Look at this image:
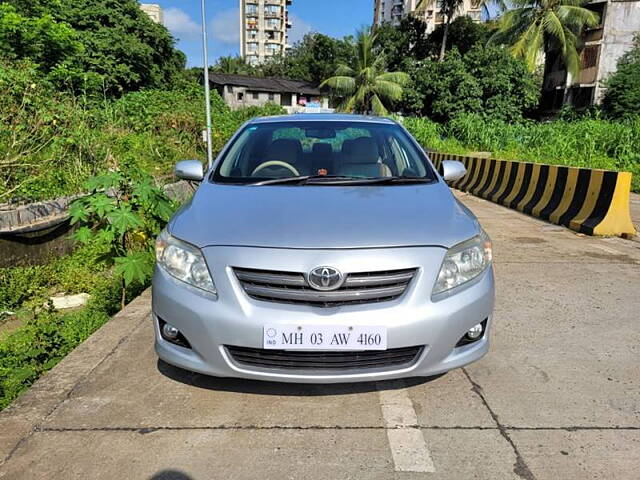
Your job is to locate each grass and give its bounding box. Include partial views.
[0,239,131,410]
[403,114,640,192]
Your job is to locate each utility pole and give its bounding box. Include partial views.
[201,0,214,169]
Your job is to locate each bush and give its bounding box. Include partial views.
[402,45,539,122]
[602,34,640,120]
[0,64,285,203]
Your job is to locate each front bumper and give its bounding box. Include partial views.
[152,246,495,383]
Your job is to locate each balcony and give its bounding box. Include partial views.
[265,23,282,31]
[576,45,600,85]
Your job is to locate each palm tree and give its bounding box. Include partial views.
[489,0,599,78]
[417,0,466,61]
[320,29,409,115]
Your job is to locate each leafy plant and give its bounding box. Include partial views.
[489,0,599,78]
[70,170,176,308]
[321,28,410,115]
[402,45,539,122]
[602,34,640,120]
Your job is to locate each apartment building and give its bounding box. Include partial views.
[140,3,164,25]
[240,0,292,65]
[541,0,640,110]
[373,0,484,33]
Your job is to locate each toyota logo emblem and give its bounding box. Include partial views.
[307,266,344,291]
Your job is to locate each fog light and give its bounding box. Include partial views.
[158,317,192,349]
[466,323,483,340]
[162,323,180,340]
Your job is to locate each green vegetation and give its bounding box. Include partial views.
[70,170,176,309]
[0,60,284,203]
[321,29,410,115]
[0,0,186,95]
[418,0,467,61]
[0,235,134,410]
[402,44,540,122]
[603,34,640,120]
[403,114,640,192]
[489,0,599,77]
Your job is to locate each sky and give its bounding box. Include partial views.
[154,0,374,67]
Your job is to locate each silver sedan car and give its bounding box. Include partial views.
[152,114,494,383]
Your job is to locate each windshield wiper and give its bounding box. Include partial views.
[250,175,360,186]
[250,175,433,186]
[305,176,434,185]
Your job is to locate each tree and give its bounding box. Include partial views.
[1,0,186,95]
[417,0,465,61]
[320,29,409,115]
[212,56,256,76]
[489,0,599,78]
[426,15,491,58]
[258,33,353,84]
[0,4,83,73]
[602,34,640,119]
[373,17,430,70]
[401,45,539,122]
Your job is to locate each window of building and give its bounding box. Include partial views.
[268,93,275,101]
[280,92,292,107]
[265,19,280,30]
[237,92,244,101]
[227,85,233,93]
[252,92,259,100]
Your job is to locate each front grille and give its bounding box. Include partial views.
[233,267,417,307]
[226,345,424,371]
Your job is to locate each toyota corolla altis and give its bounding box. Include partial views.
[152,114,494,383]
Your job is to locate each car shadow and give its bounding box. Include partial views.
[149,470,193,480]
[157,359,444,396]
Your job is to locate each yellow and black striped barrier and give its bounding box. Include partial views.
[429,152,636,237]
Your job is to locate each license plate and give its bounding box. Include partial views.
[263,325,387,350]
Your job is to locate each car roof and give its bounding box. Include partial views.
[247,113,397,125]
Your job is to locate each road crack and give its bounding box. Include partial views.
[463,368,536,480]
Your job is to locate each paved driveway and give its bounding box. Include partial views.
[1,193,639,480]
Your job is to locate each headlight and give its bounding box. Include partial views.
[155,229,216,295]
[432,231,492,295]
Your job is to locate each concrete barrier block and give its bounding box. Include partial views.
[429,151,636,237]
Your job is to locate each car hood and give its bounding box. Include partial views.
[169,182,480,249]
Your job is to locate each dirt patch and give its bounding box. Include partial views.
[0,315,24,338]
[583,251,638,263]
[514,236,547,244]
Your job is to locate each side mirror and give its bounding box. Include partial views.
[175,160,204,182]
[441,160,467,184]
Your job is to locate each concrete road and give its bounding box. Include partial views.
[1,192,639,480]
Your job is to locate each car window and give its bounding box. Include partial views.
[213,121,436,183]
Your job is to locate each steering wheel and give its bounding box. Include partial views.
[252,161,299,177]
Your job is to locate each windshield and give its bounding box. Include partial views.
[212,121,437,185]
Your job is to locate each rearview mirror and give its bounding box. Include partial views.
[175,160,204,182]
[441,160,467,184]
